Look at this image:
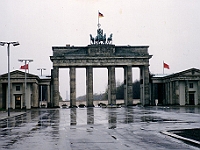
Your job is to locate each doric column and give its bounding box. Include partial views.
[170,81,173,104]
[108,67,111,104]
[86,66,94,107]
[47,84,50,107]
[70,67,76,107]
[0,83,2,108]
[167,82,170,104]
[185,80,189,105]
[175,81,179,104]
[124,67,127,105]
[22,83,25,108]
[197,81,200,105]
[144,66,150,105]
[32,83,38,107]
[108,66,116,105]
[127,66,133,105]
[140,66,150,106]
[163,82,169,105]
[53,66,59,107]
[124,66,133,106]
[140,67,144,105]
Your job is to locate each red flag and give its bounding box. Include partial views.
[99,12,104,18]
[163,62,170,69]
[20,64,28,69]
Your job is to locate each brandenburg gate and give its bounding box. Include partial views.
[50,27,152,107]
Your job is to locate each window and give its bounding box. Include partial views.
[16,86,20,91]
[189,83,193,88]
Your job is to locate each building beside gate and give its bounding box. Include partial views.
[0,70,51,109]
[151,68,200,106]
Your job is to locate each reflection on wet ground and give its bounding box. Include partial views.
[0,106,200,149]
[0,113,27,129]
[141,115,178,122]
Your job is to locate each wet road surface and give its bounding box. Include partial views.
[1,106,200,150]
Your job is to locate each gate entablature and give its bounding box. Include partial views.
[50,45,152,67]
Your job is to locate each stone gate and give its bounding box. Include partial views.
[50,44,152,107]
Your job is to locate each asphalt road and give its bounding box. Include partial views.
[0,106,200,150]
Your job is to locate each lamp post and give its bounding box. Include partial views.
[18,59,33,110]
[0,41,20,116]
[37,68,46,108]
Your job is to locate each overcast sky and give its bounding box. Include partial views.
[1,0,200,99]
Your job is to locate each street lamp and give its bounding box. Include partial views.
[37,68,46,108]
[18,59,33,110]
[0,41,20,116]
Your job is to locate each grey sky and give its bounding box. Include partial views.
[1,0,200,99]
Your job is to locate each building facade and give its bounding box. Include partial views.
[151,68,200,106]
[0,70,51,109]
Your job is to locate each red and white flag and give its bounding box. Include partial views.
[20,64,28,69]
[163,62,170,69]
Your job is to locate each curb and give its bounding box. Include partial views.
[161,131,200,146]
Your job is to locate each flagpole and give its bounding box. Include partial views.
[28,62,29,73]
[18,59,33,110]
[24,61,27,110]
[98,10,99,29]
[163,61,164,74]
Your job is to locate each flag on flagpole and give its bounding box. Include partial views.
[98,12,104,18]
[163,62,170,69]
[20,64,28,69]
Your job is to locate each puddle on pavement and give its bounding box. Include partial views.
[141,115,178,123]
[137,110,156,115]
[0,114,27,129]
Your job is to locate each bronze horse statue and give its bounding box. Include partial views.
[103,34,106,44]
[90,34,94,44]
[90,28,112,45]
[107,33,113,44]
[95,28,106,44]
[95,33,106,44]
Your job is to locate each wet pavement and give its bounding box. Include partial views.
[0,106,200,149]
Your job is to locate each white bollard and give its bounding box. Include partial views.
[155,99,158,106]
